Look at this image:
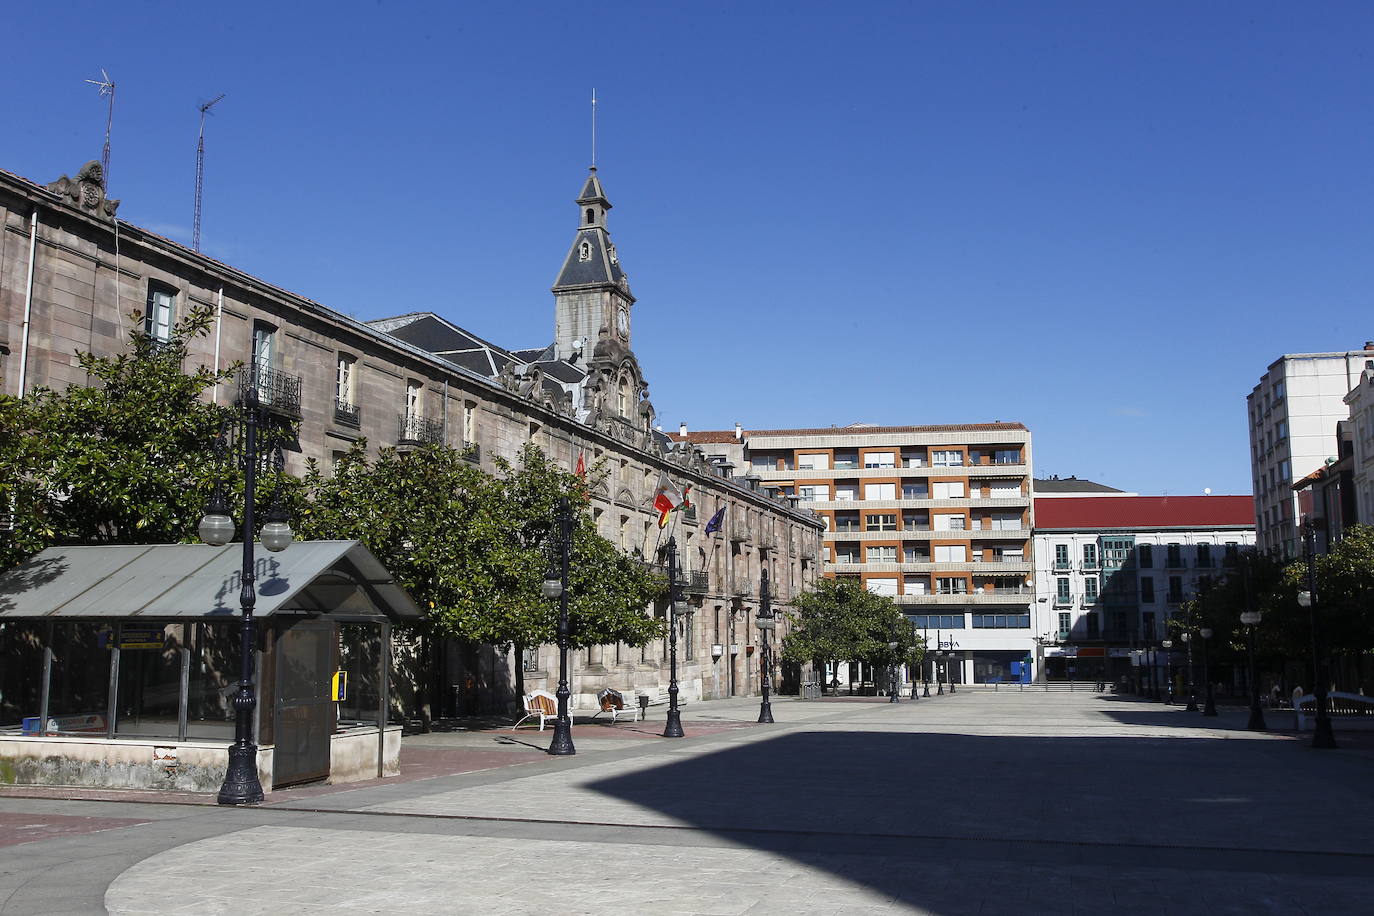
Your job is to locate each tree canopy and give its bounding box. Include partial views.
[782,577,922,671]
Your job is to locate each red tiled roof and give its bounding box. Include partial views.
[1034,496,1255,531]
[670,432,741,444]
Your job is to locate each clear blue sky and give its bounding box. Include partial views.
[4,1,1370,496]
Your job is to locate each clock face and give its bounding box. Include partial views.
[617,307,629,335]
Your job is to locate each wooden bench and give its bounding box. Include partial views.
[512,689,559,730]
[591,688,641,724]
[1293,691,1374,731]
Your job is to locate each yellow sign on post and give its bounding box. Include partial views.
[331,670,347,702]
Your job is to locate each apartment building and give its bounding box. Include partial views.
[676,423,1036,685]
[1032,496,1255,683]
[1248,345,1374,558]
[0,159,823,711]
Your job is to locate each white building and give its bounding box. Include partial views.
[1032,496,1255,684]
[1249,345,1374,559]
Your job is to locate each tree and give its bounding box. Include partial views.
[782,578,919,689]
[0,304,232,570]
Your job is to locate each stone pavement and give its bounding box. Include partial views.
[3,690,1374,914]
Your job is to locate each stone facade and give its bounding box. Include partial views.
[0,161,825,714]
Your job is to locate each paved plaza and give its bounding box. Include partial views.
[2,690,1373,915]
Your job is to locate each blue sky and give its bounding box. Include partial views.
[4,1,1370,495]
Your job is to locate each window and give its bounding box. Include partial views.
[1166,543,1183,569]
[991,513,1021,531]
[994,449,1020,464]
[931,450,963,467]
[864,452,895,468]
[833,452,859,469]
[406,380,423,418]
[866,514,897,531]
[912,615,964,629]
[1143,612,1157,640]
[1224,542,1240,566]
[1054,544,1070,569]
[578,240,591,260]
[1196,543,1213,568]
[933,514,966,530]
[251,323,276,376]
[834,485,857,501]
[1273,380,1285,400]
[1276,420,1287,440]
[463,401,477,445]
[936,577,967,595]
[751,455,775,470]
[904,511,929,530]
[336,354,355,404]
[934,545,966,562]
[1138,544,1154,568]
[1140,577,1154,602]
[1055,578,1071,603]
[902,449,926,468]
[973,614,1031,629]
[798,484,830,501]
[866,577,898,596]
[1057,612,1071,636]
[144,283,175,342]
[864,483,896,500]
[1082,543,1098,569]
[866,546,896,563]
[798,453,830,470]
[522,646,540,673]
[1167,576,1184,603]
[1083,577,1099,601]
[902,482,929,499]
[932,481,965,499]
[903,546,926,563]
[903,575,928,594]
[987,480,1021,497]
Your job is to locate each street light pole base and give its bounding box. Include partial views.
[1312,717,1338,749]
[217,743,264,806]
[757,701,774,723]
[1246,705,1267,731]
[547,718,576,756]
[663,707,685,738]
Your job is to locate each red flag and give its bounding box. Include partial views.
[653,477,685,528]
[575,451,586,479]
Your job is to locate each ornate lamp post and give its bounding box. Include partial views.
[1240,609,1266,731]
[542,497,576,756]
[922,626,931,697]
[756,566,775,724]
[198,387,293,806]
[1299,520,1337,749]
[947,649,956,694]
[1161,638,1174,703]
[1199,627,1218,717]
[662,536,686,738]
[936,643,945,696]
[1181,631,1198,711]
[887,639,901,704]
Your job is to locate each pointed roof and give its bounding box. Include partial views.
[554,226,627,290]
[577,166,612,208]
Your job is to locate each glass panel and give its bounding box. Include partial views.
[339,624,383,727]
[0,622,46,729]
[114,623,186,739]
[186,622,239,740]
[46,623,112,734]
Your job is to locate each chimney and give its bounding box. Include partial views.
[734,422,743,441]
[679,421,688,438]
[1364,341,1374,351]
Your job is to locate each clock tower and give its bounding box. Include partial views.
[552,167,636,362]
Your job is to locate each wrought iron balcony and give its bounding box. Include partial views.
[398,413,444,446]
[334,398,360,428]
[684,570,709,595]
[239,366,302,418]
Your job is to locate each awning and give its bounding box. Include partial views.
[0,541,421,620]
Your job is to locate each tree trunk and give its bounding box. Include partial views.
[417,632,434,733]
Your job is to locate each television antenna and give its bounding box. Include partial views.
[193,94,226,252]
[84,70,115,189]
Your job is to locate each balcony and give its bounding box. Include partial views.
[239,366,301,419]
[1053,596,1072,608]
[334,397,360,428]
[1053,561,1073,571]
[684,570,709,596]
[757,531,780,551]
[733,579,754,598]
[730,526,754,544]
[1081,561,1100,572]
[398,413,444,446]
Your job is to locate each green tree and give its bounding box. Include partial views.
[782,578,919,689]
[1282,525,1374,680]
[0,304,232,569]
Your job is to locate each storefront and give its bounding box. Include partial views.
[0,541,418,793]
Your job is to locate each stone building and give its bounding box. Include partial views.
[0,160,824,716]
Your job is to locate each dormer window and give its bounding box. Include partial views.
[608,244,618,264]
[578,240,591,261]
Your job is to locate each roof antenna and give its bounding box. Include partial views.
[84,69,115,189]
[591,88,597,169]
[193,93,226,251]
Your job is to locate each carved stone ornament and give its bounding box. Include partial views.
[48,161,120,219]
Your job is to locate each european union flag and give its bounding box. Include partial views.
[704,505,726,535]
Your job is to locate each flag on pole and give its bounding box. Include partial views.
[575,451,586,480]
[704,505,726,536]
[653,476,685,529]
[680,484,692,510]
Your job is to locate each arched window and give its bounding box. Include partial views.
[618,377,631,416]
[578,241,591,261]
[585,208,595,225]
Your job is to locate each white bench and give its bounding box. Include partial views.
[638,687,688,708]
[512,689,559,730]
[591,688,641,724]
[1293,691,1374,731]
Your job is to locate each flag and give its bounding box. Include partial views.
[680,484,692,509]
[704,505,726,536]
[575,451,586,479]
[653,477,685,529]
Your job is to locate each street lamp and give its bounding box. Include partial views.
[922,626,931,697]
[1299,520,1337,749]
[947,649,956,694]
[199,386,292,806]
[936,641,945,695]
[543,497,575,756]
[1180,631,1198,711]
[1199,627,1217,717]
[1161,639,1174,703]
[888,639,900,704]
[756,566,775,724]
[1240,609,1266,731]
[662,536,686,738]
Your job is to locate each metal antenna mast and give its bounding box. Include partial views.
[85,70,115,189]
[591,88,597,167]
[193,94,226,252]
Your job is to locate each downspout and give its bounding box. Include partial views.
[17,207,38,395]
[212,285,224,403]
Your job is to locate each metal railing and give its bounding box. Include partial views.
[684,570,709,595]
[334,398,360,427]
[240,366,302,418]
[398,413,444,446]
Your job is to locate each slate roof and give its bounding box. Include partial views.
[1033,496,1255,531]
[1033,477,1125,494]
[554,227,626,289]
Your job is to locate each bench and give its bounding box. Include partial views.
[512,689,559,730]
[638,687,688,708]
[1293,691,1374,731]
[591,688,641,724]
